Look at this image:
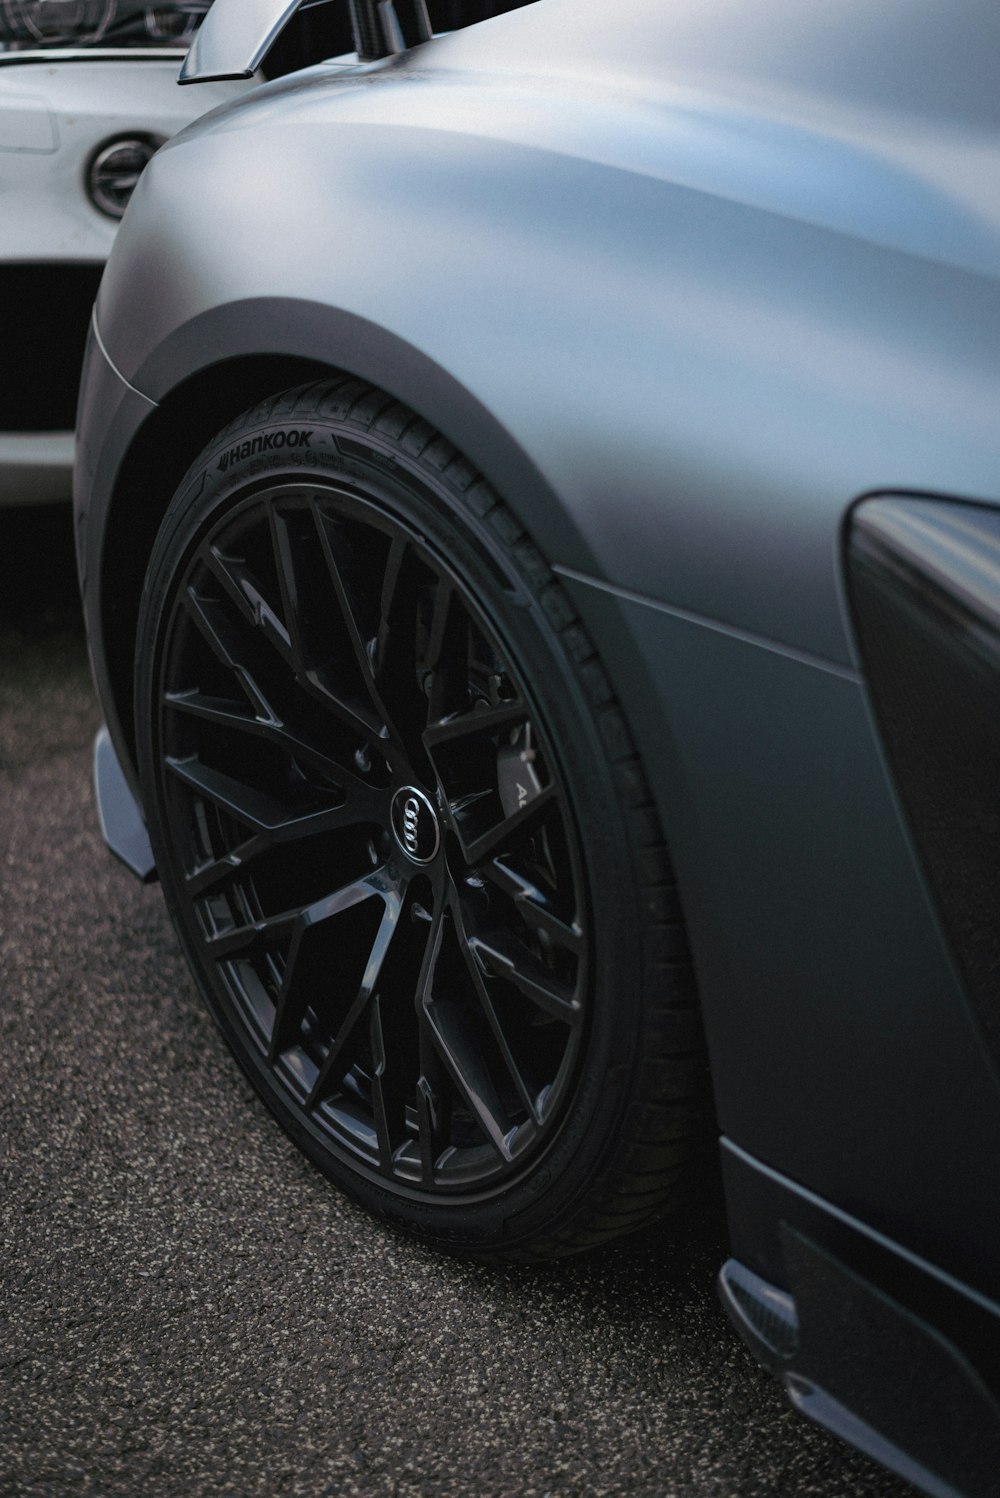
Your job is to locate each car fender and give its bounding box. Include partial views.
[93,62,1000,670]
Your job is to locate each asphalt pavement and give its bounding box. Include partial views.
[0,506,913,1497]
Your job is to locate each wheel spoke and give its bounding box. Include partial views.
[480,859,584,955]
[306,887,403,1109]
[268,503,395,747]
[415,1043,450,1184]
[423,581,471,724]
[202,543,294,668]
[468,926,582,1026]
[423,699,526,747]
[409,905,451,1181]
[356,531,410,700]
[368,996,394,1168]
[421,987,515,1163]
[164,690,379,801]
[185,831,268,896]
[366,535,441,771]
[376,535,409,665]
[205,905,301,960]
[182,586,278,722]
[191,539,388,751]
[448,885,541,1124]
[419,906,518,1162]
[267,505,312,675]
[359,884,443,1174]
[182,583,384,758]
[268,873,389,1061]
[303,679,388,749]
[424,578,455,672]
[313,507,394,723]
[165,754,368,839]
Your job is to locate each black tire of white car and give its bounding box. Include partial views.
[134,378,708,1258]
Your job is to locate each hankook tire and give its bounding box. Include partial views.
[134,378,707,1257]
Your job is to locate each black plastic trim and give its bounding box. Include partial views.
[846,494,1000,1081]
[720,1143,1000,1498]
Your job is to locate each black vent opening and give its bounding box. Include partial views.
[846,495,1000,1069]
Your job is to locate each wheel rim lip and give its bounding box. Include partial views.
[151,473,593,1205]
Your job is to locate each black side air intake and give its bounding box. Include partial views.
[847,494,1000,1073]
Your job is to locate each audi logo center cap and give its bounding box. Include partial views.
[390,787,440,863]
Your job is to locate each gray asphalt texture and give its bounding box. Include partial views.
[0,507,913,1498]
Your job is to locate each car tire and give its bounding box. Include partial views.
[134,377,708,1258]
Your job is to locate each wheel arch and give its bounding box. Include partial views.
[95,300,587,777]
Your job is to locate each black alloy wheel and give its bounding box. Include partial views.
[135,379,705,1257]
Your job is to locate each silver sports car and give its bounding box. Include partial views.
[73,2,1000,1492]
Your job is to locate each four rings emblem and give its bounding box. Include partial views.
[402,796,421,855]
[390,786,440,864]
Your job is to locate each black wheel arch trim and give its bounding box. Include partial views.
[84,298,603,795]
[100,295,603,582]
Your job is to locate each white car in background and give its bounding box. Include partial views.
[0,1,252,506]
